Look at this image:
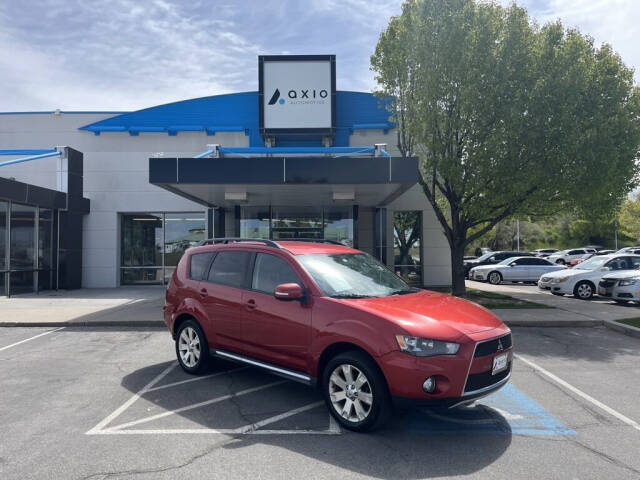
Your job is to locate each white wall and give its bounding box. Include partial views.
[0,112,250,287]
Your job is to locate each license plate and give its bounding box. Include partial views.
[492,353,508,375]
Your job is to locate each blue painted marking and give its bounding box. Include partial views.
[401,384,575,435]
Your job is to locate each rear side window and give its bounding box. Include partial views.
[207,251,251,288]
[189,253,214,280]
[569,250,584,255]
[530,258,551,265]
[252,253,301,294]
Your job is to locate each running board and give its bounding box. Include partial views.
[211,349,315,386]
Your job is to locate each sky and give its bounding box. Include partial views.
[1,0,639,111]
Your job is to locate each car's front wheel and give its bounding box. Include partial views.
[323,351,391,432]
[175,319,211,374]
[574,281,594,300]
[488,271,502,285]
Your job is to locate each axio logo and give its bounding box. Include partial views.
[267,87,329,106]
[267,88,281,105]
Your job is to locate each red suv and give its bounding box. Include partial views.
[164,238,513,432]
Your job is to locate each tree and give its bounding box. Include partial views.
[372,0,640,295]
[619,196,640,243]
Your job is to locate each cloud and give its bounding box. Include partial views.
[0,0,637,111]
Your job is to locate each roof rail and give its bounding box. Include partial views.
[281,238,345,245]
[198,237,282,248]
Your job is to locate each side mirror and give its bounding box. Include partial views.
[509,262,517,267]
[274,283,304,301]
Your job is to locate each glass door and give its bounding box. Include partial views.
[393,211,423,286]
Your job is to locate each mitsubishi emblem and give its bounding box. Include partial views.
[497,338,504,351]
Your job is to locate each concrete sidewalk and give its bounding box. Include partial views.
[0,287,166,327]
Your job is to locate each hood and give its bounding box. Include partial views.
[471,264,501,271]
[332,290,504,340]
[543,268,585,278]
[602,270,640,280]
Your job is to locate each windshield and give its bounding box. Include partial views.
[574,256,610,270]
[476,252,495,262]
[298,253,415,298]
[497,257,519,265]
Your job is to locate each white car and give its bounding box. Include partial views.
[470,256,565,285]
[546,248,596,265]
[598,271,640,304]
[538,254,640,299]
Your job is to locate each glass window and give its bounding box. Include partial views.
[207,251,250,288]
[240,207,270,239]
[393,211,422,286]
[164,213,205,267]
[300,253,413,297]
[606,257,631,271]
[38,208,53,270]
[121,214,162,267]
[0,200,7,271]
[252,253,301,294]
[190,253,214,280]
[272,206,323,240]
[10,271,34,295]
[324,207,353,246]
[10,203,36,270]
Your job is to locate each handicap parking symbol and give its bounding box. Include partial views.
[399,384,576,436]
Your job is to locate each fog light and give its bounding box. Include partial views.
[423,376,436,393]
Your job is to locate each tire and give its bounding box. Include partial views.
[551,292,564,296]
[556,259,565,265]
[175,319,211,374]
[574,281,594,300]
[488,271,503,285]
[322,351,391,432]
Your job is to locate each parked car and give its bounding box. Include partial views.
[583,245,605,252]
[464,250,534,278]
[475,247,492,257]
[569,253,595,267]
[163,238,513,432]
[546,248,596,265]
[615,246,640,253]
[531,248,559,258]
[596,250,615,255]
[470,256,565,285]
[538,254,640,299]
[598,271,640,304]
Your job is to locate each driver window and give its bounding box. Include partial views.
[631,257,640,269]
[607,258,629,271]
[252,253,301,294]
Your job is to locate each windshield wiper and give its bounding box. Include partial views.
[330,293,375,299]
[389,288,418,295]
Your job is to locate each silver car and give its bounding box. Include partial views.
[470,256,565,285]
[598,271,640,304]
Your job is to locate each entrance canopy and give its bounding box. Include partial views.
[149,152,419,207]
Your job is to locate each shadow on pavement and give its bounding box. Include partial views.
[119,361,512,480]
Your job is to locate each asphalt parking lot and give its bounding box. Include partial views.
[1,325,639,480]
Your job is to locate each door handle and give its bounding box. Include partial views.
[199,288,208,298]
[245,299,257,310]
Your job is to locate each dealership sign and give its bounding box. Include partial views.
[259,55,336,135]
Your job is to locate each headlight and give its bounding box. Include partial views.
[552,277,568,283]
[618,279,637,286]
[395,335,460,356]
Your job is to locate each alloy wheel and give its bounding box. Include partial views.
[178,326,201,368]
[328,364,373,423]
[489,272,501,285]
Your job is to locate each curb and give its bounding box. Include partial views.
[603,319,640,339]
[0,321,166,328]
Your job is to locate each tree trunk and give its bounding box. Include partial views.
[450,242,467,297]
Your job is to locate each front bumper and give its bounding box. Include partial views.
[599,282,640,301]
[380,330,513,408]
[471,270,489,281]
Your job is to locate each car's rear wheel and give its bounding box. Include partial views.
[574,281,594,300]
[323,351,391,432]
[488,271,502,285]
[175,319,211,374]
[556,259,565,265]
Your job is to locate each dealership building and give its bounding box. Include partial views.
[0,55,451,296]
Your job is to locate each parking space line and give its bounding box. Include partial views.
[145,367,249,393]
[86,363,177,435]
[108,380,287,431]
[515,353,640,432]
[0,327,65,352]
[236,401,325,434]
